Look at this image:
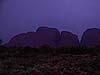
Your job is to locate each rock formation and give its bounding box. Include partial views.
[6,27,60,48]
[58,31,79,47]
[5,26,80,48]
[36,27,60,47]
[6,32,36,47]
[81,28,100,47]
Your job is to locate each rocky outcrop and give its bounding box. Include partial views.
[6,27,60,48]
[36,27,60,47]
[6,32,36,47]
[58,31,79,47]
[5,26,80,48]
[81,28,100,47]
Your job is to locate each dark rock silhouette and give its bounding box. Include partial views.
[6,32,35,47]
[6,27,60,48]
[81,28,100,47]
[58,31,79,47]
[36,27,60,47]
[5,26,80,48]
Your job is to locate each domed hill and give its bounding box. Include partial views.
[35,27,61,47]
[5,26,80,48]
[5,32,37,47]
[81,28,100,47]
[5,27,60,48]
[58,31,79,48]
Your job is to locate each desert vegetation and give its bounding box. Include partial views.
[0,46,100,75]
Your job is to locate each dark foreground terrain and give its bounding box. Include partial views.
[0,46,100,75]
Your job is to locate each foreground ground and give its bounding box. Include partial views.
[0,48,100,75]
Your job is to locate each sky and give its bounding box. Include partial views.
[0,0,100,43]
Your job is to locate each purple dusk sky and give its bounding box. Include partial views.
[0,0,100,43]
